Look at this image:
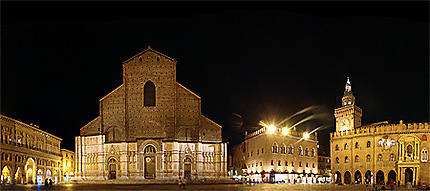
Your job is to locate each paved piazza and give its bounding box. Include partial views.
[0,183,414,191]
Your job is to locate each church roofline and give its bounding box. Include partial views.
[176,82,201,99]
[99,84,124,102]
[122,46,176,64]
[202,115,222,129]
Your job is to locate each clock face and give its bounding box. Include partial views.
[340,119,350,129]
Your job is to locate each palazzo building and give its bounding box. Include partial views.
[229,126,318,183]
[60,149,75,182]
[330,78,429,186]
[75,46,227,181]
[1,115,63,184]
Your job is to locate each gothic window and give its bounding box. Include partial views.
[299,162,302,167]
[335,144,339,151]
[344,143,349,150]
[355,155,359,162]
[390,154,395,161]
[423,135,427,141]
[422,148,428,162]
[288,144,293,154]
[144,81,156,106]
[281,144,286,154]
[305,147,309,156]
[345,156,349,163]
[271,160,274,166]
[355,142,359,149]
[278,160,281,166]
[390,139,395,146]
[285,161,288,166]
[298,146,303,156]
[367,141,371,148]
[378,154,382,161]
[272,143,278,153]
[261,148,264,154]
[311,148,316,157]
[366,155,371,162]
[378,139,383,147]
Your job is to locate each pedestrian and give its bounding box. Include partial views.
[49,179,53,186]
[178,177,182,189]
[389,180,394,190]
[182,178,186,189]
[44,179,48,186]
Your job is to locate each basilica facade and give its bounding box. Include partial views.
[330,78,429,186]
[75,47,227,181]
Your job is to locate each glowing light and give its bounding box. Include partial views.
[282,128,289,135]
[303,132,310,139]
[67,163,71,167]
[267,125,276,134]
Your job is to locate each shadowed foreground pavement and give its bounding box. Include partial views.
[0,183,413,191]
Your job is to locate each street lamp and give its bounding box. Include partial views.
[267,125,276,134]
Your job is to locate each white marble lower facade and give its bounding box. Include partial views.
[75,135,227,180]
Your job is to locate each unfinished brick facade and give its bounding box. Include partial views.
[75,47,227,181]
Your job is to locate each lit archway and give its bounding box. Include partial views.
[354,170,362,184]
[364,170,373,185]
[344,171,352,184]
[376,170,384,185]
[388,170,396,184]
[2,166,11,184]
[334,171,342,184]
[25,158,35,184]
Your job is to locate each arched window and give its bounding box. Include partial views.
[355,142,359,149]
[144,81,156,106]
[281,144,286,154]
[335,144,339,151]
[423,135,427,141]
[422,148,428,162]
[345,156,349,163]
[288,144,293,154]
[344,143,349,150]
[311,148,316,157]
[366,155,371,162]
[390,154,395,161]
[355,155,359,162]
[367,141,371,148]
[305,147,309,156]
[272,143,278,153]
[390,139,395,146]
[378,139,383,147]
[336,157,339,163]
[298,146,303,156]
[378,154,383,161]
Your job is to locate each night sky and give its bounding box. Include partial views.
[2,2,428,154]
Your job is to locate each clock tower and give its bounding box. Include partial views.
[334,77,362,132]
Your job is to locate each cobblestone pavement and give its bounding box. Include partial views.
[0,183,412,191]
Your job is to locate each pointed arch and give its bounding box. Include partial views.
[144,81,156,106]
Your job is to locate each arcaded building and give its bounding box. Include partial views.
[330,78,429,186]
[1,115,63,184]
[60,149,75,182]
[75,46,227,181]
[229,126,318,183]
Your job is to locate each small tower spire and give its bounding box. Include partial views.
[342,77,355,106]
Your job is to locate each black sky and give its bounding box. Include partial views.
[1,1,429,153]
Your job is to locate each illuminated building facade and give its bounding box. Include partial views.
[330,78,430,186]
[75,46,227,181]
[1,115,63,184]
[61,149,75,181]
[229,126,318,183]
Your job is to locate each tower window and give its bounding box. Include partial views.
[144,81,156,106]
